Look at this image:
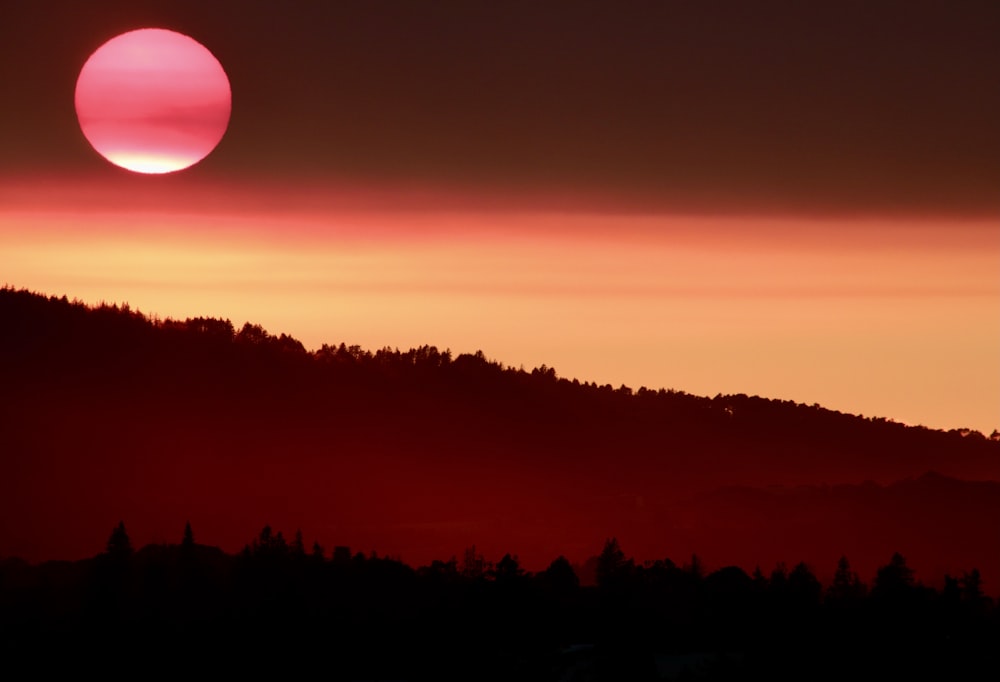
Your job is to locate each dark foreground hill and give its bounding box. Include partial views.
[3,527,998,679]
[1,286,998,588]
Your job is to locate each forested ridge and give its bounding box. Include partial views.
[3,285,995,448]
[2,285,999,594]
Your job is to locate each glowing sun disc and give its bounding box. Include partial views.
[75,28,232,174]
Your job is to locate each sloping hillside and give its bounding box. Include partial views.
[2,286,997,585]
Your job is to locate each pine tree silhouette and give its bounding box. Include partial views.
[106,521,133,557]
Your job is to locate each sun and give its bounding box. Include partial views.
[74,28,232,174]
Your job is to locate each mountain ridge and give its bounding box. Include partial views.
[2,285,998,587]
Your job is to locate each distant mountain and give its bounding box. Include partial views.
[675,472,1000,587]
[2,286,998,587]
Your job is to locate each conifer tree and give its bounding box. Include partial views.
[106,521,133,557]
[182,521,195,549]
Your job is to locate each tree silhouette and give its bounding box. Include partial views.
[182,521,195,549]
[106,521,132,557]
[877,553,914,587]
[787,562,822,606]
[826,555,865,604]
[596,537,632,588]
[704,565,753,603]
[960,569,987,611]
[539,555,579,593]
[768,562,788,594]
[873,552,916,601]
[291,529,306,557]
[492,553,525,584]
[461,545,488,579]
[236,322,270,346]
[942,574,961,603]
[685,553,705,579]
[252,524,289,558]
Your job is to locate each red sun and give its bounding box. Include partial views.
[74,28,232,174]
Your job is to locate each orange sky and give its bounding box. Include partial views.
[3,179,997,436]
[1,2,998,440]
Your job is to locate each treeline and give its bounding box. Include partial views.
[3,285,997,448]
[1,523,997,679]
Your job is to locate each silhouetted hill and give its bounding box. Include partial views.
[2,286,998,586]
[677,472,1000,587]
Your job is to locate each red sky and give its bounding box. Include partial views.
[1,0,998,435]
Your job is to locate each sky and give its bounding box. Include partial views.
[1,0,998,434]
